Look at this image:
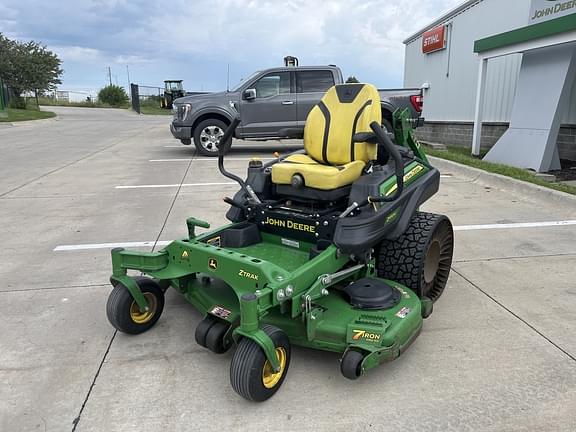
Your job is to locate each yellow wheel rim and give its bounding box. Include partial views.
[262,347,287,389]
[129,293,157,324]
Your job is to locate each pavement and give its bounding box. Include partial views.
[1,106,576,432]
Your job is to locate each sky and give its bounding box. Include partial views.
[0,0,463,97]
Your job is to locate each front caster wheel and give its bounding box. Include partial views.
[106,277,165,334]
[341,349,365,380]
[230,325,291,402]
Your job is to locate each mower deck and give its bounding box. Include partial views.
[111,226,425,370]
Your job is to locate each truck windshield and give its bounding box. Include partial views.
[230,71,260,92]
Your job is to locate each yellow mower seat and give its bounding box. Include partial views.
[272,83,381,191]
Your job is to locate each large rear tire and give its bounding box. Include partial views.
[377,212,454,302]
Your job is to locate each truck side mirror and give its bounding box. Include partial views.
[243,88,256,100]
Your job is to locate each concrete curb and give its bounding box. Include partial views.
[8,115,59,127]
[430,156,576,206]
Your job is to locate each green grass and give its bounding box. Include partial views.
[139,104,172,115]
[425,145,576,196]
[36,97,129,109]
[36,97,171,115]
[0,107,56,122]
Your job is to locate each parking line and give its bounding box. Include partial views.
[54,220,576,251]
[454,220,576,231]
[149,158,275,162]
[115,182,236,189]
[54,241,171,251]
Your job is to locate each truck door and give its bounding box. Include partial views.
[295,70,336,127]
[238,71,296,137]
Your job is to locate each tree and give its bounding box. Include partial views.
[346,76,360,83]
[98,85,129,106]
[0,33,63,108]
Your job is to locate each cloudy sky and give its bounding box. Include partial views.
[1,0,462,95]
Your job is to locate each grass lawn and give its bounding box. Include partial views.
[425,144,576,196]
[139,104,172,115]
[0,108,56,122]
[36,97,129,109]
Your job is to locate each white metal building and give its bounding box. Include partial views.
[403,0,576,163]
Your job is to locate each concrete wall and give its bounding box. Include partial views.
[415,122,576,161]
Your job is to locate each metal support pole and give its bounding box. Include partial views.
[471,57,488,156]
[0,78,7,118]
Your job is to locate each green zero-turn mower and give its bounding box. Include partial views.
[106,83,454,402]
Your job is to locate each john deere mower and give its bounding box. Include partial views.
[106,83,454,402]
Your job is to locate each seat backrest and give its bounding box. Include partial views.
[304,83,381,166]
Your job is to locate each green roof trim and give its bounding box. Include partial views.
[474,13,576,53]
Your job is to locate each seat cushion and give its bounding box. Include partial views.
[271,154,365,190]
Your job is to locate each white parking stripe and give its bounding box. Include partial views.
[454,220,576,231]
[54,241,171,251]
[54,220,576,251]
[149,158,275,162]
[115,182,236,189]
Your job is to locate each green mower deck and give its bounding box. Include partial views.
[111,224,426,370]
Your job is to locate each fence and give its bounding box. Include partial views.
[0,81,7,113]
[129,83,211,114]
[130,84,163,114]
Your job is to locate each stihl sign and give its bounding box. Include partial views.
[422,25,446,54]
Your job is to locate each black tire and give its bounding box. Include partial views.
[205,321,232,354]
[193,118,229,156]
[106,277,165,334]
[377,212,454,302]
[230,325,291,402]
[381,117,393,133]
[341,349,364,380]
[195,315,217,348]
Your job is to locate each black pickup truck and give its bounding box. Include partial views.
[171,65,424,155]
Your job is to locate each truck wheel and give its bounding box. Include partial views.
[193,118,228,156]
[381,118,393,133]
[377,212,454,302]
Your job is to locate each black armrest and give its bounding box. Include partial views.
[352,132,378,144]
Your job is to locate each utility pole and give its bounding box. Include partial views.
[226,63,230,92]
[126,65,131,87]
[126,65,132,103]
[108,67,112,86]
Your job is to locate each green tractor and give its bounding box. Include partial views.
[106,83,454,402]
[161,80,185,109]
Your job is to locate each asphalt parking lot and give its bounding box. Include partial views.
[1,106,576,432]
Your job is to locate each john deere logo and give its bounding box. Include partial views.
[531,0,573,22]
[181,251,189,260]
[352,330,381,342]
[208,258,218,270]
